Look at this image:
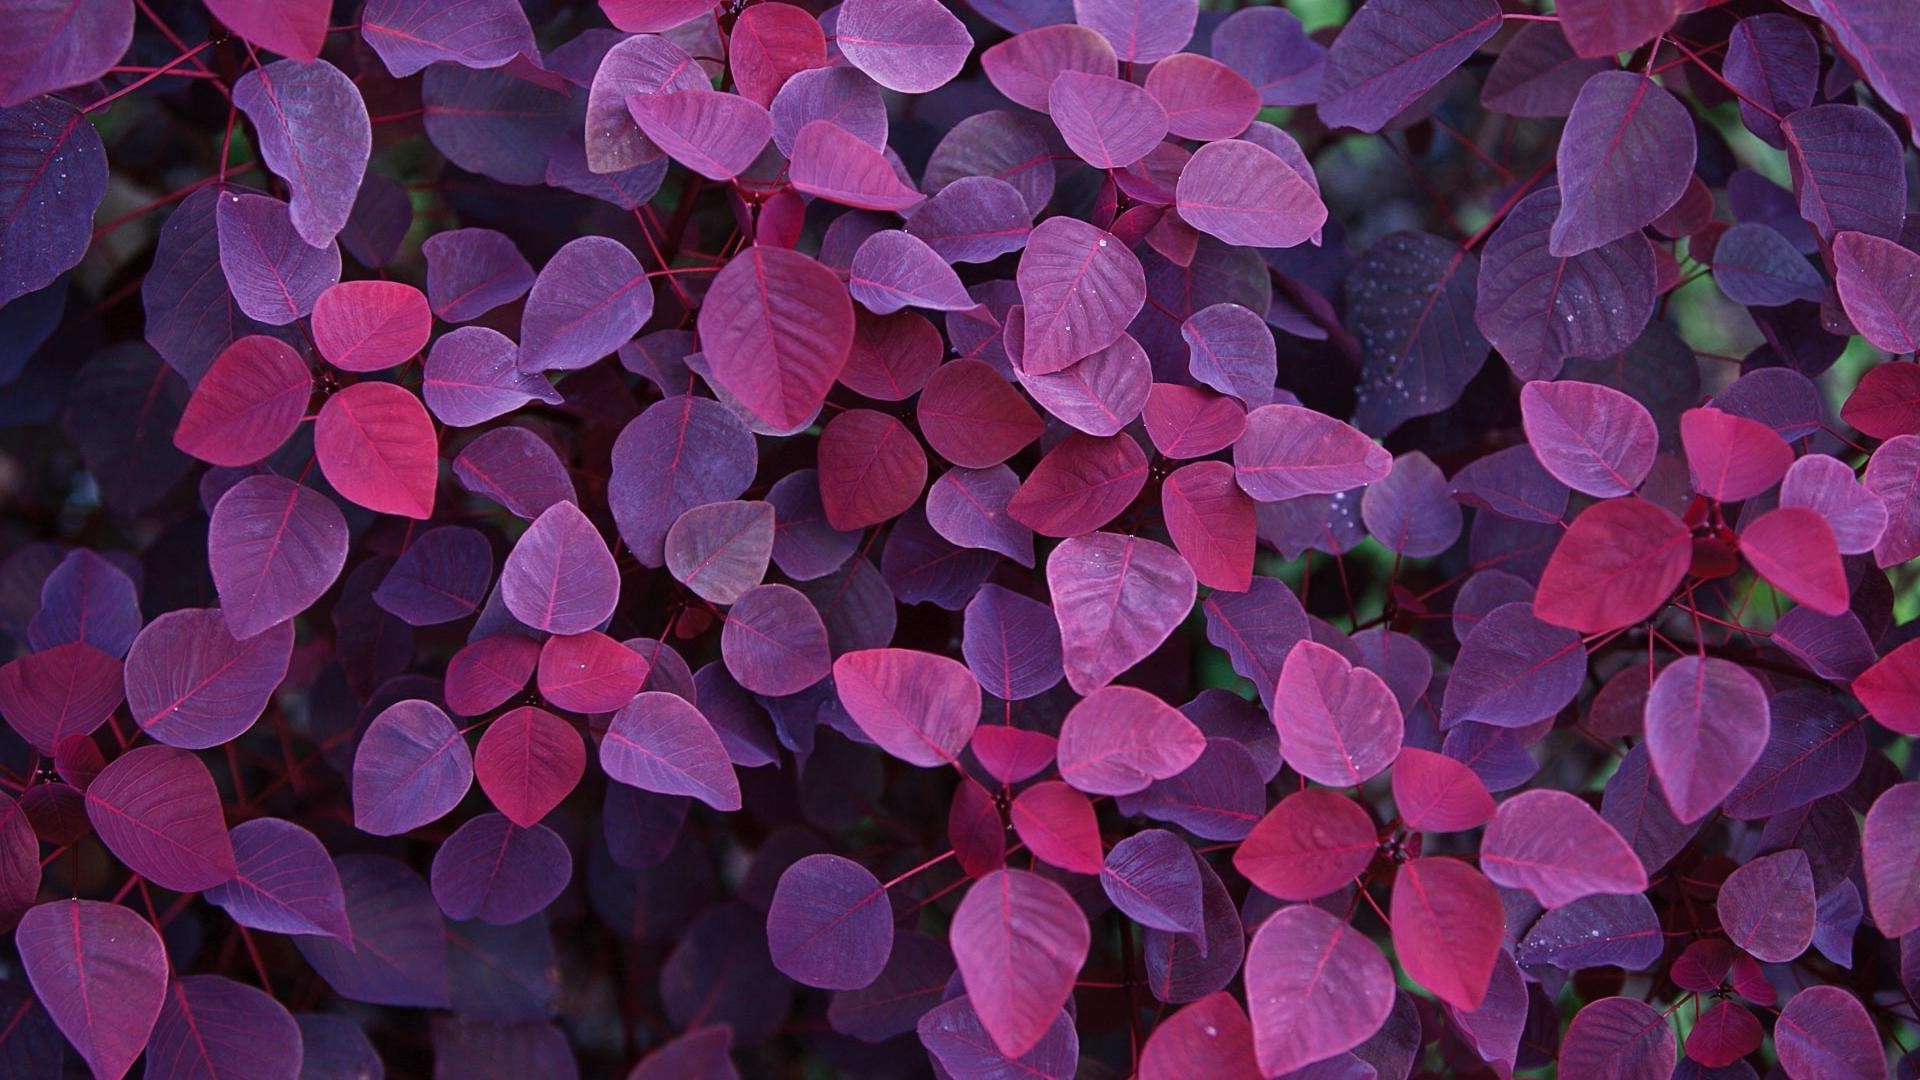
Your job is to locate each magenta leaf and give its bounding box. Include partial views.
[232,59,370,248]
[1774,986,1884,1080]
[1558,0,1672,58]
[982,25,1116,111]
[1016,216,1146,374]
[202,0,324,61]
[1645,658,1770,824]
[1520,380,1658,498]
[831,648,980,768]
[125,608,292,749]
[1482,789,1648,908]
[766,853,893,990]
[1559,997,1674,1079]
[351,699,473,836]
[173,336,310,466]
[1390,856,1502,1010]
[1716,848,1815,962]
[1245,903,1394,1076]
[789,120,925,211]
[85,744,237,891]
[0,642,122,754]
[835,0,972,93]
[203,817,351,940]
[1144,384,1246,458]
[473,705,584,827]
[146,975,302,1080]
[315,381,438,519]
[17,899,166,1080]
[214,191,341,326]
[1272,640,1402,786]
[2,97,107,307]
[1048,532,1195,693]
[950,868,1090,1057]
[1145,54,1260,142]
[1161,460,1256,591]
[1234,404,1390,502]
[361,0,536,77]
[1392,747,1495,832]
[1235,789,1377,901]
[628,89,771,182]
[603,691,741,810]
[1866,434,1920,568]
[536,631,647,712]
[698,245,854,429]
[501,501,619,636]
[1550,72,1695,256]
[1680,406,1793,503]
[1007,432,1148,537]
[1020,784,1103,872]
[1316,0,1501,132]
[1057,685,1205,796]
[1741,507,1850,616]
[1533,497,1691,634]
[1176,138,1326,250]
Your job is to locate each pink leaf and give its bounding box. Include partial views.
[1272,640,1403,787]
[949,869,1090,1057]
[1740,507,1850,616]
[1010,781,1103,874]
[1235,789,1377,901]
[1532,497,1690,634]
[474,706,584,827]
[314,382,439,519]
[1244,903,1394,1076]
[85,745,238,891]
[1057,685,1206,795]
[173,336,310,466]
[1482,789,1648,908]
[831,648,981,767]
[1047,532,1196,693]
[697,246,854,430]
[1390,856,1502,1010]
[1391,747,1495,832]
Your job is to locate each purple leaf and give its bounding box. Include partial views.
[146,975,302,1080]
[1866,434,1920,568]
[351,699,473,836]
[143,186,292,383]
[1142,855,1243,1002]
[214,192,341,326]
[1317,0,1501,132]
[1245,903,1394,1076]
[1046,70,1168,170]
[501,501,619,636]
[0,97,107,307]
[1482,789,1647,908]
[1048,532,1195,693]
[1725,689,1864,819]
[1057,685,1206,795]
[1560,998,1675,1079]
[1348,231,1489,436]
[1014,326,1151,434]
[1016,217,1146,374]
[721,583,830,696]
[1774,986,1885,1080]
[208,475,347,640]
[1717,848,1814,962]
[1711,222,1826,306]
[1783,104,1907,242]
[1645,657,1770,824]
[1521,380,1658,498]
[0,0,133,107]
[1176,137,1326,249]
[1480,21,1609,118]
[1360,451,1461,557]
[664,500,774,605]
[17,900,166,1080]
[611,394,757,565]
[835,0,972,93]
[27,549,140,658]
[422,228,535,322]
[848,230,972,314]
[0,642,122,751]
[1724,15,1818,147]
[232,60,370,248]
[1475,188,1656,381]
[950,868,1090,1058]
[1212,6,1324,107]
[454,426,577,521]
[203,817,351,940]
[627,89,770,182]
[430,812,571,925]
[904,176,1032,264]
[920,997,1077,1079]
[1864,782,1920,938]
[1100,829,1202,933]
[1233,403,1391,502]
[520,236,654,374]
[1202,576,1308,713]
[770,66,886,159]
[697,246,854,429]
[767,853,893,989]
[604,692,742,811]
[961,584,1063,701]
[927,464,1037,565]
[585,34,707,174]
[1550,72,1695,256]
[1834,230,1920,354]
[373,526,492,627]
[125,607,292,748]
[1073,0,1195,64]
[423,326,561,427]
[293,854,449,1008]
[361,0,536,78]
[85,745,237,891]
[925,110,1056,216]
[628,1026,739,1080]
[1181,301,1276,407]
[832,648,980,768]
[1516,892,1663,971]
[1272,640,1403,786]
[1558,0,1672,59]
[790,120,925,211]
[982,25,1116,111]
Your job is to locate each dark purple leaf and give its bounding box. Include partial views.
[1551,72,1695,256]
[603,691,741,810]
[422,228,535,322]
[430,812,570,925]
[1348,231,1488,436]
[203,817,350,940]
[85,744,237,891]
[1783,103,1907,242]
[0,0,133,107]
[294,854,449,1008]
[361,0,535,78]
[0,97,106,307]
[351,698,473,836]
[454,426,577,521]
[1317,0,1500,132]
[125,607,291,748]
[215,192,341,326]
[233,60,369,248]
[17,900,166,1080]
[1245,903,1394,1076]
[1516,892,1663,971]
[767,854,893,990]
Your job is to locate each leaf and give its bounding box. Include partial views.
[904,177,1033,264]
[293,854,449,1008]
[0,0,133,107]
[1056,685,1205,795]
[1391,747,1495,832]
[1441,602,1586,728]
[373,526,492,627]
[603,691,741,810]
[1235,789,1377,900]
[314,381,438,519]
[173,336,311,466]
[1520,380,1658,498]
[836,0,972,93]
[124,608,292,749]
[202,0,326,61]
[26,550,140,659]
[721,583,830,696]
[1073,0,1194,63]
[1359,451,1461,557]
[830,648,980,768]
[919,998,1078,1080]
[925,110,1057,216]
[1161,460,1256,591]
[501,501,619,636]
[949,869,1090,1057]
[817,409,928,530]
[1866,434,1920,568]
[429,813,570,925]
[519,235,654,373]
[1271,640,1402,786]
[927,465,1033,565]
[1316,0,1501,132]
[1774,986,1885,1080]
[215,192,341,326]
[790,120,925,211]
[1679,406,1793,503]
[361,0,536,78]
[728,2,825,107]
[1716,849,1815,962]
[472,705,584,828]
[1711,222,1825,306]
[767,854,893,989]
[1550,72,1695,256]
[1007,432,1148,537]
[1145,54,1260,142]
[697,246,854,429]
[1475,188,1656,381]
[1144,385,1246,460]
[203,817,351,940]
[1016,217,1146,374]
[1347,231,1489,436]
[1864,781,1920,937]
[1739,507,1849,616]
[918,359,1045,468]
[1843,363,1920,440]
[1175,138,1326,249]
[1516,893,1664,972]
[662,500,775,605]
[1481,22,1610,118]
[208,475,348,640]
[1047,532,1195,693]
[627,90,770,181]
[982,25,1116,111]
[536,631,647,713]
[85,745,237,891]
[1559,998,1675,1079]
[627,1027,739,1080]
[1011,781,1103,873]
[1390,857,1502,1010]
[1645,657,1770,823]
[1783,104,1907,242]
[1233,403,1390,502]
[1834,230,1920,354]
[146,975,303,1080]
[1532,497,1690,633]
[421,228,534,322]
[1244,903,1394,1076]
[0,97,107,307]
[1557,0,1674,58]
[961,584,1063,701]
[610,395,758,566]
[1181,301,1276,407]
[1047,70,1168,170]
[1725,689,1864,819]
[0,642,123,751]
[232,59,370,248]
[848,231,972,315]
[454,427,576,521]
[351,699,473,836]
[1481,789,1648,908]
[1137,993,1259,1079]
[17,900,166,1080]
